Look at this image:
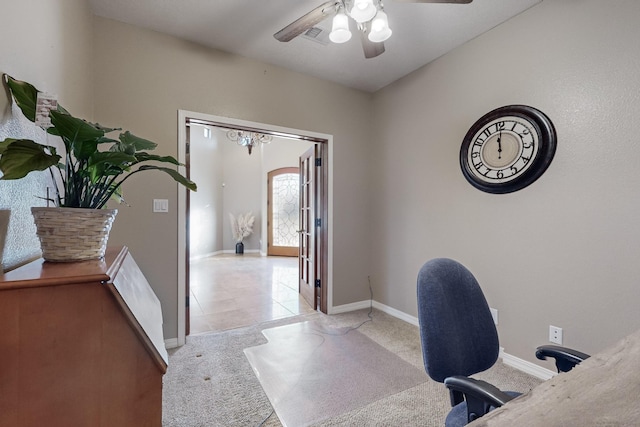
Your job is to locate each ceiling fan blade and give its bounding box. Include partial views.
[274,1,340,42]
[394,0,472,3]
[359,23,385,59]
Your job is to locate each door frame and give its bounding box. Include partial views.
[177,110,333,346]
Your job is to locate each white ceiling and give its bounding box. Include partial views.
[89,0,542,93]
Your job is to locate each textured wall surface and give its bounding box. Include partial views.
[0,105,49,271]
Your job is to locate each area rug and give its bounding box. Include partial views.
[162,309,542,426]
[244,320,428,427]
[162,318,292,426]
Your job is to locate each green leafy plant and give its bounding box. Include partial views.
[0,74,196,208]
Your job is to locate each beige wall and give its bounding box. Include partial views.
[92,17,373,339]
[0,0,94,270]
[0,0,94,117]
[371,0,640,366]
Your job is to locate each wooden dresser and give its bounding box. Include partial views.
[0,246,168,427]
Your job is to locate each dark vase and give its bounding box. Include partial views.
[235,242,244,254]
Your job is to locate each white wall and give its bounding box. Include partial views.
[371,0,640,366]
[189,124,223,258]
[220,129,262,251]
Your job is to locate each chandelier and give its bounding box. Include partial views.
[226,130,272,155]
[330,0,392,44]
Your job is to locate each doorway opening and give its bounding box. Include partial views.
[177,110,332,345]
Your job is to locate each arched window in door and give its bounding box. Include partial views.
[268,167,299,256]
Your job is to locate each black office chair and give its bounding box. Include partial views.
[417,258,589,427]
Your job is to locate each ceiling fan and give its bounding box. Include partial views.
[274,0,473,59]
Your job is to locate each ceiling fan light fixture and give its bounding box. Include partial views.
[349,0,377,23]
[329,11,352,43]
[368,10,392,43]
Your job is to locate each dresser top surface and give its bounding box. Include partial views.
[0,246,127,290]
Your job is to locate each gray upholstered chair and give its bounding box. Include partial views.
[417,258,589,426]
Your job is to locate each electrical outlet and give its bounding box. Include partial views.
[549,325,563,345]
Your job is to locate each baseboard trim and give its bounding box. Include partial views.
[334,299,555,380]
[333,299,419,325]
[165,338,179,349]
[501,350,556,380]
[191,250,265,261]
[189,250,223,262]
[330,300,371,314]
[222,249,261,254]
[373,300,419,326]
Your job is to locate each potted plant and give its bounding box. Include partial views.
[229,212,255,254]
[0,74,197,261]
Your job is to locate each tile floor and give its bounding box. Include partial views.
[189,254,316,335]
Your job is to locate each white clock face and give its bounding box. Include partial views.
[466,116,540,184]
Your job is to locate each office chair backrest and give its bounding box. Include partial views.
[417,258,499,383]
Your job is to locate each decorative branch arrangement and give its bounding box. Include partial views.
[229,212,255,243]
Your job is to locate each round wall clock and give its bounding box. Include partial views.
[459,105,557,194]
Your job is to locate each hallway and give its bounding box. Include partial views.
[189,254,316,334]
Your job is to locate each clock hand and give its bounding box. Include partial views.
[497,131,502,159]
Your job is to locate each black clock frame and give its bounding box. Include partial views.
[460,104,557,194]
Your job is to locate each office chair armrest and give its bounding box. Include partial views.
[444,375,515,423]
[535,345,590,373]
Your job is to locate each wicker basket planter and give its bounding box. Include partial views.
[31,207,118,262]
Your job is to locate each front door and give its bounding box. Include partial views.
[298,146,318,310]
[267,167,300,257]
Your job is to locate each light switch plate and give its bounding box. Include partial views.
[153,199,169,213]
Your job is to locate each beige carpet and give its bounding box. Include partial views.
[244,320,428,426]
[162,309,543,426]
